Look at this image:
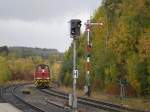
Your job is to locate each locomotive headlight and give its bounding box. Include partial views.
[37,77,42,79]
[42,69,45,73]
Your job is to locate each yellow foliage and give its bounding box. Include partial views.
[131,80,141,93]
[51,62,62,81]
[0,56,11,84]
[139,36,150,59]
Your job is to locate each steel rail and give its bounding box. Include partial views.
[40,88,149,112]
[2,84,46,112]
[12,84,46,112]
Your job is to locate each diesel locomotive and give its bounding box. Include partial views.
[34,64,51,88]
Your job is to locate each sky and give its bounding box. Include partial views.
[0,0,102,52]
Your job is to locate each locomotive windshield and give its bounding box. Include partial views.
[36,64,50,71]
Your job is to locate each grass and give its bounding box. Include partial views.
[58,86,150,111]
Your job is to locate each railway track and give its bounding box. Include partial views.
[1,84,69,112]
[1,83,148,112]
[40,88,149,112]
[18,84,108,112]
[13,84,47,112]
[15,84,69,112]
[1,84,45,112]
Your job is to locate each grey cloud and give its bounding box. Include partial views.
[0,0,100,21]
[0,19,71,51]
[0,0,101,51]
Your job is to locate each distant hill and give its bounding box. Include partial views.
[0,46,63,59]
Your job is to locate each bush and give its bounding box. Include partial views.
[0,56,11,84]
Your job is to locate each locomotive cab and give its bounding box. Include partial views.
[34,64,51,88]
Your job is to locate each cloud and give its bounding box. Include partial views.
[0,19,70,51]
[0,0,101,52]
[0,0,101,21]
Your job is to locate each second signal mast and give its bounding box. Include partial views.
[84,20,103,97]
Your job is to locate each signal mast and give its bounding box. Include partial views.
[70,19,81,112]
[84,20,103,96]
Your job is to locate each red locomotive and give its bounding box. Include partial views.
[34,64,51,88]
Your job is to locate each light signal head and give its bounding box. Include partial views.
[70,19,81,38]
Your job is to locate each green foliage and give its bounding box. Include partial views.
[0,56,11,84]
[0,45,63,84]
[0,46,9,56]
[61,0,150,96]
[60,35,85,87]
[8,57,35,81]
[0,46,61,59]
[60,46,73,85]
[51,62,62,81]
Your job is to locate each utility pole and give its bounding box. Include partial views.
[70,19,81,112]
[72,39,77,112]
[120,79,123,99]
[120,79,126,100]
[84,20,103,97]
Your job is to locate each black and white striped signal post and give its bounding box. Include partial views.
[70,19,81,112]
[84,20,103,97]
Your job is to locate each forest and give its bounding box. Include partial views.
[61,0,150,96]
[0,46,62,84]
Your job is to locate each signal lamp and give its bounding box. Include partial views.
[70,19,81,38]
